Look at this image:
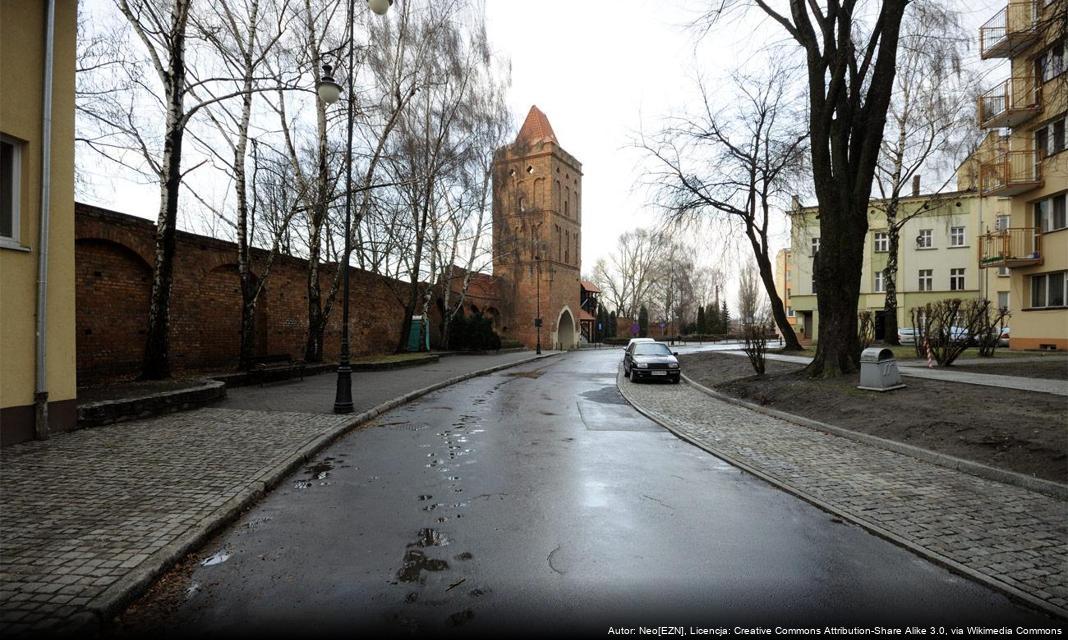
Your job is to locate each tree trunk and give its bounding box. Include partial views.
[883,205,902,346]
[141,19,187,380]
[746,231,803,351]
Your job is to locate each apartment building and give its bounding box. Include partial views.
[975,0,1067,350]
[773,248,799,339]
[0,0,78,444]
[786,184,1011,342]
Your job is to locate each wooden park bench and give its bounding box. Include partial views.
[249,354,306,386]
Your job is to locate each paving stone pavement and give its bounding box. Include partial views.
[617,368,1068,618]
[0,408,352,635]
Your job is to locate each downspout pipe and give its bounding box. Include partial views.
[34,0,56,441]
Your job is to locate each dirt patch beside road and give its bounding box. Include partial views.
[680,352,1067,484]
[948,359,1068,381]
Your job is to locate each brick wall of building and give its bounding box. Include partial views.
[75,204,424,385]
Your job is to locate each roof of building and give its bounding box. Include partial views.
[580,280,601,293]
[515,105,558,146]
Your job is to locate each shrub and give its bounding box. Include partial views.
[742,323,767,376]
[911,298,994,366]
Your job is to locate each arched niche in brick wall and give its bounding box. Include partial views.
[193,264,268,369]
[75,238,152,385]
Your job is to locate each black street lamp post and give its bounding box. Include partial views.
[535,254,542,355]
[318,0,392,414]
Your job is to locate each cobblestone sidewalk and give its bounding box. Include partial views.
[0,409,351,635]
[617,368,1068,618]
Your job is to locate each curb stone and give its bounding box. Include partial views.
[615,366,1068,622]
[81,351,564,632]
[679,372,1068,500]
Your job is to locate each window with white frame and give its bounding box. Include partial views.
[786,306,795,317]
[810,237,820,257]
[995,214,1010,232]
[873,232,888,252]
[918,269,933,292]
[949,226,965,247]
[0,135,21,244]
[997,291,1009,312]
[1030,272,1066,308]
[917,229,933,249]
[1036,39,1066,84]
[950,268,965,291]
[998,265,1010,277]
[874,271,885,293]
[1034,193,1067,233]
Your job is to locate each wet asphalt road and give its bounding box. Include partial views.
[121,349,1052,636]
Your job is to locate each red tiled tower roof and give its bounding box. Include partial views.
[515,105,557,145]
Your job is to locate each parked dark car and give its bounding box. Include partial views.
[623,341,681,383]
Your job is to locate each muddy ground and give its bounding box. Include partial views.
[680,352,1067,483]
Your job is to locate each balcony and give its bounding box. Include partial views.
[978,77,1041,129]
[979,150,1043,196]
[980,2,1040,59]
[979,227,1043,269]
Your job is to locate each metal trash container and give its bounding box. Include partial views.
[857,347,906,392]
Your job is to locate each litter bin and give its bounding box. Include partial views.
[857,347,905,392]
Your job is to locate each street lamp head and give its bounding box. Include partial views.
[367,0,392,15]
[317,64,342,105]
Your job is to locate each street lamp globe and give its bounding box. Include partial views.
[317,65,342,105]
[367,0,392,15]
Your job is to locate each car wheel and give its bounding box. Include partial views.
[671,376,680,384]
[630,368,640,383]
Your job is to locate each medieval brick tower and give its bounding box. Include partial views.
[492,106,582,350]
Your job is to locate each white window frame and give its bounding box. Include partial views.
[950,268,965,291]
[810,237,820,257]
[949,226,966,247]
[874,271,885,293]
[873,232,888,253]
[997,291,1010,313]
[0,134,22,249]
[918,269,933,292]
[1030,271,1067,309]
[995,214,1010,232]
[917,229,933,249]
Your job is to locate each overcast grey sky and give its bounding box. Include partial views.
[81,0,1011,304]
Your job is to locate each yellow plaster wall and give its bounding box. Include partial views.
[0,0,78,410]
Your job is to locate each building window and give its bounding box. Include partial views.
[950,268,965,291]
[786,306,795,317]
[995,214,1010,232]
[1036,116,1066,159]
[1034,193,1067,233]
[997,291,1009,312]
[810,237,820,257]
[998,265,1010,277]
[873,232,888,252]
[918,269,933,292]
[0,135,21,244]
[565,229,570,264]
[1031,272,1066,308]
[811,271,818,294]
[917,229,933,249]
[874,271,885,293]
[1036,39,1066,84]
[949,226,965,247]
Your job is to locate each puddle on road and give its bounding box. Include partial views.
[409,528,449,548]
[504,369,544,379]
[396,549,449,583]
[580,385,628,405]
[304,458,334,480]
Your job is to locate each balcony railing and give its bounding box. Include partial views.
[980,1,1040,59]
[978,77,1041,128]
[980,150,1043,196]
[978,227,1042,268]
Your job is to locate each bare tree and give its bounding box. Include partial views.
[737,262,765,325]
[642,66,805,350]
[699,0,912,377]
[873,3,976,345]
[592,229,667,320]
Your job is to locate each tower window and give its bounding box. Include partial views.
[526,165,534,174]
